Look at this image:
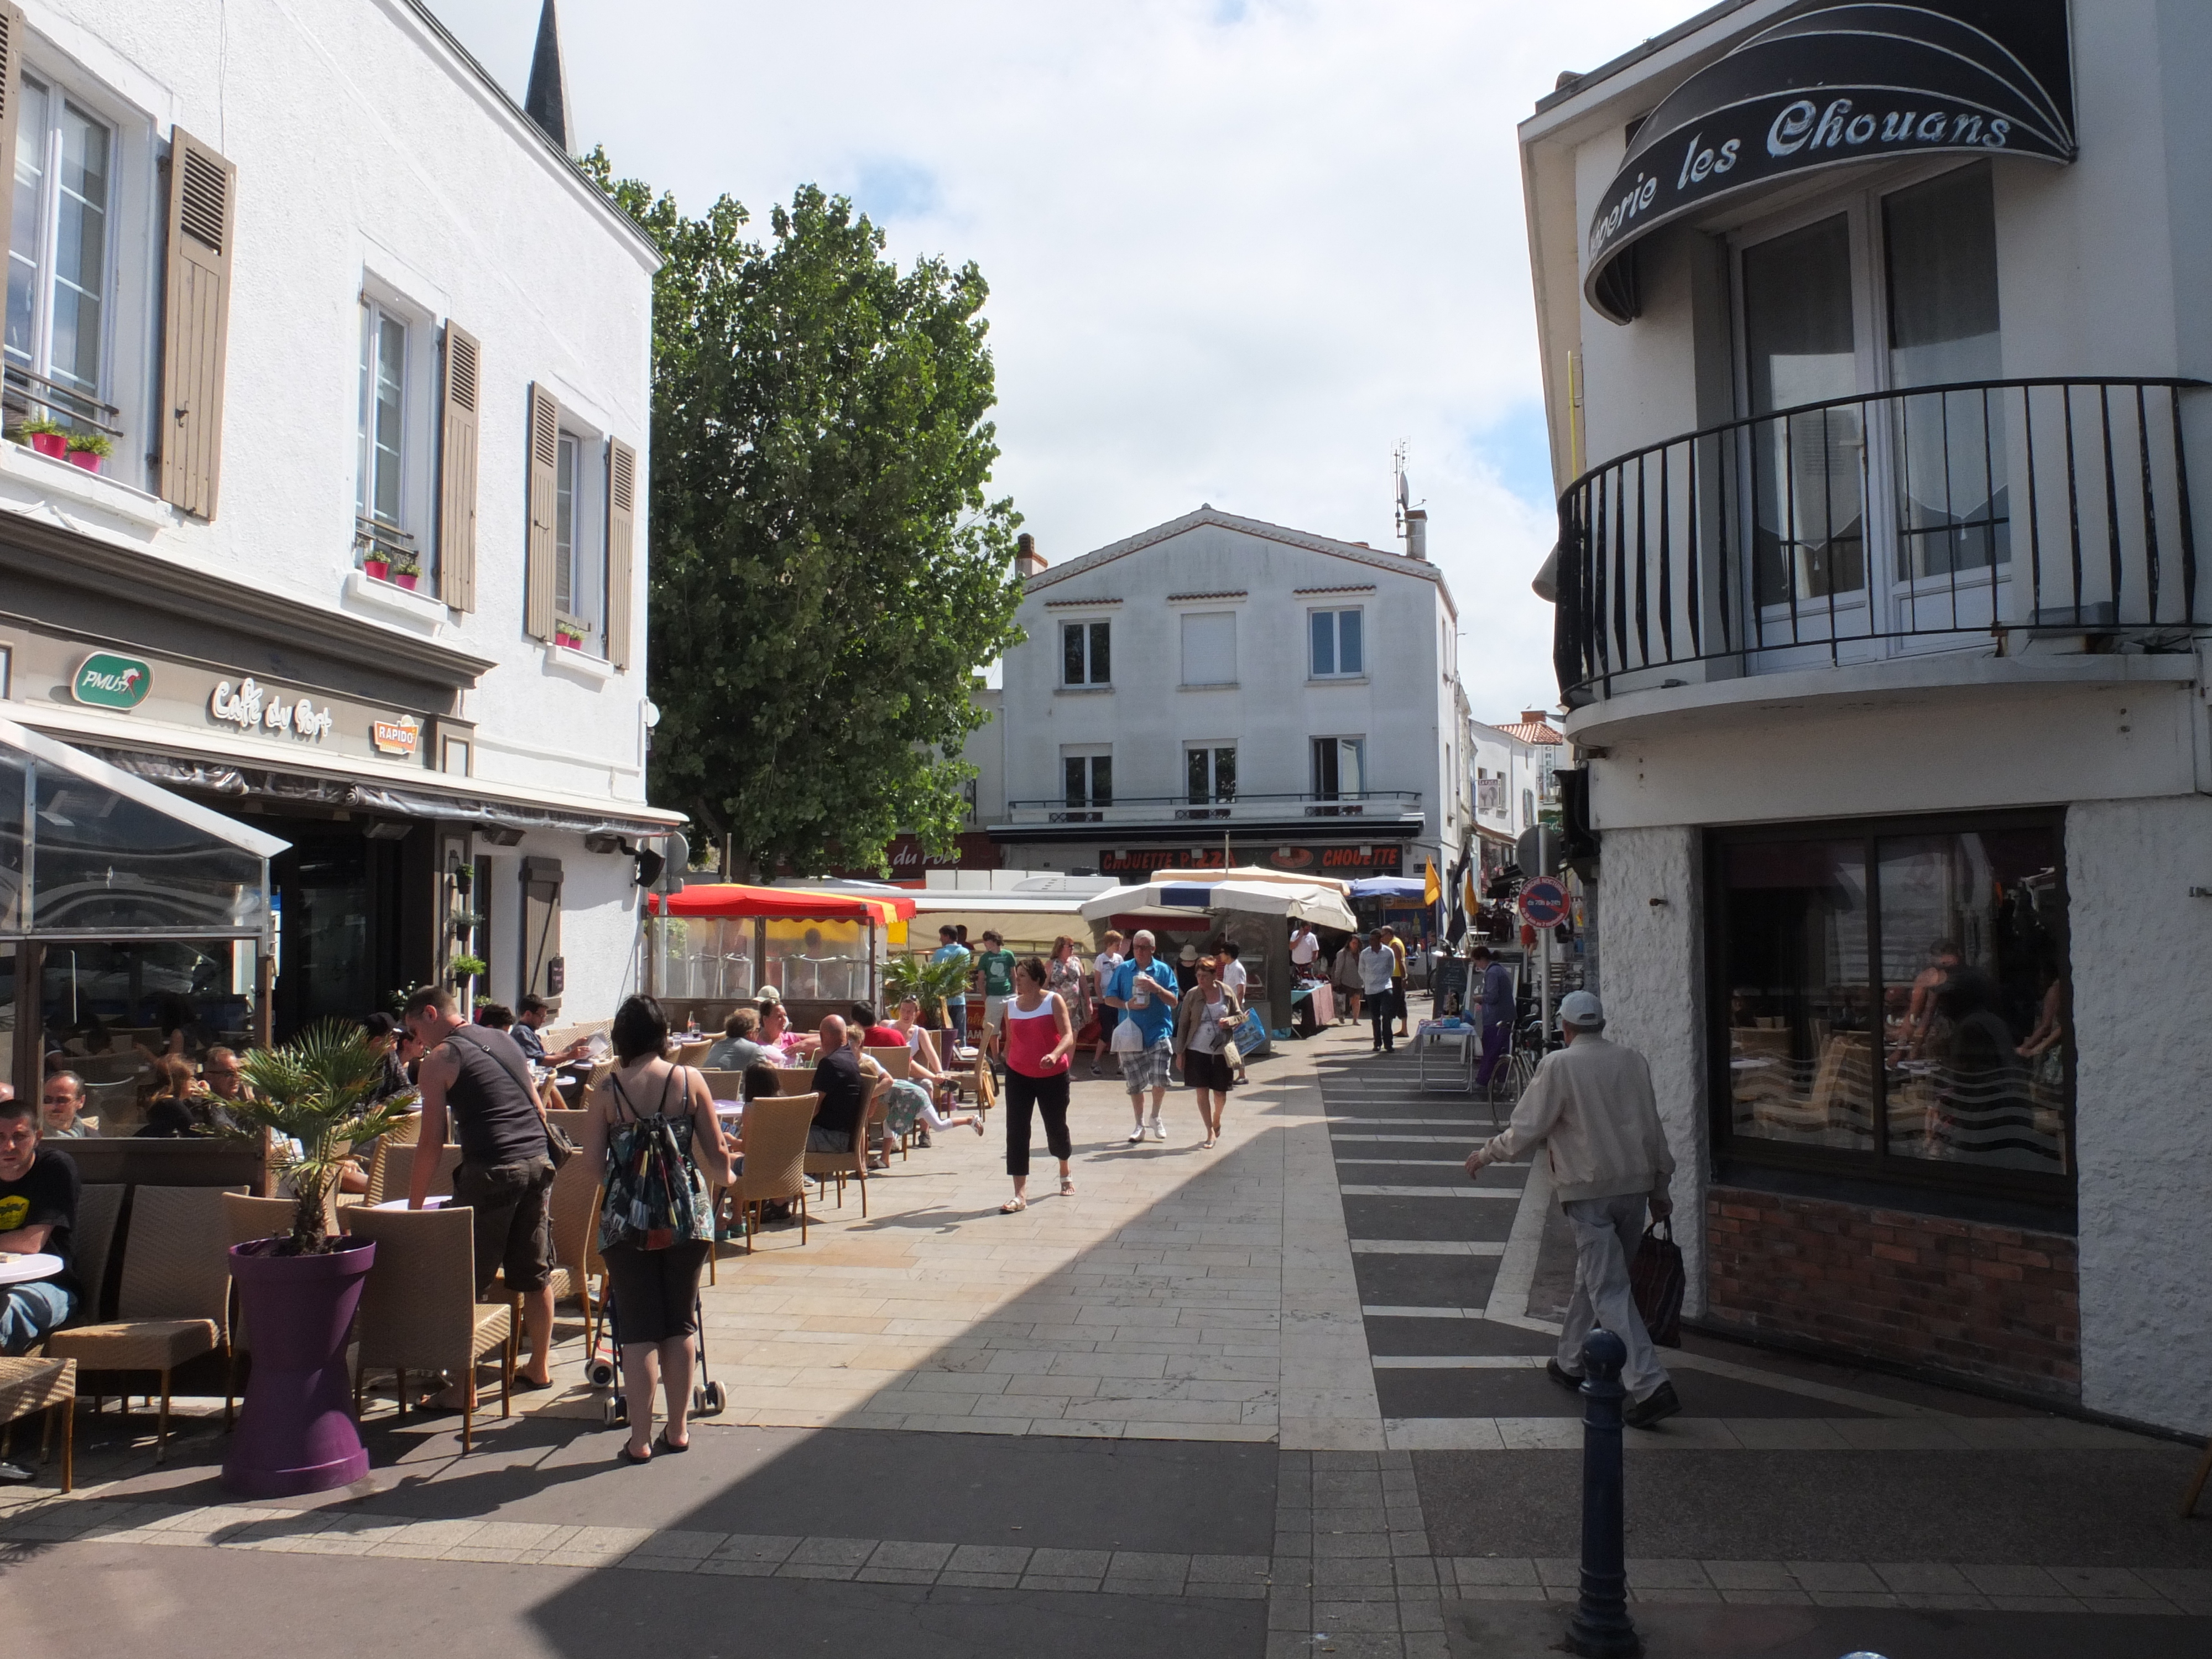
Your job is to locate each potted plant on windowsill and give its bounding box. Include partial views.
[362,550,392,582]
[220,1021,418,1496]
[64,431,111,473]
[554,612,592,651]
[389,554,422,592]
[13,416,67,459]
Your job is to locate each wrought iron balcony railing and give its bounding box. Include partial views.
[3,361,123,439]
[998,790,1423,828]
[1553,378,2207,702]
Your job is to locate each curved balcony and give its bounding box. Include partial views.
[1552,378,2209,705]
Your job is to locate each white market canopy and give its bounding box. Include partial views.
[1078,877,1358,933]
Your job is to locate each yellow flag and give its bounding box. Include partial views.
[1464,867,1479,914]
[1422,858,1441,906]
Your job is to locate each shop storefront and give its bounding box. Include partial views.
[1,528,680,1043]
[2,716,283,1117]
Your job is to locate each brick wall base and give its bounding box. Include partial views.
[1704,1185,2080,1400]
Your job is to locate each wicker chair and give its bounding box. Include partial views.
[728,1093,813,1251]
[0,1357,76,1491]
[864,1046,912,1081]
[697,1070,743,1101]
[968,1022,998,1118]
[366,1141,461,1207]
[45,1186,234,1463]
[541,1154,600,1324]
[68,1184,124,1326]
[346,1204,513,1452]
[802,1082,889,1216]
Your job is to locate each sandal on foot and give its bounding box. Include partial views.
[1060,1177,1074,1196]
[1000,1197,1027,1213]
[655,1431,691,1454]
[972,1117,987,1136]
[619,1443,652,1466]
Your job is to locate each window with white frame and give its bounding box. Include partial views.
[1061,746,1112,817]
[1311,736,1365,801]
[1309,608,1364,678]
[1062,619,1111,686]
[1184,743,1235,808]
[357,302,406,527]
[6,79,115,428]
[553,431,609,655]
[353,291,437,584]
[1180,611,1235,685]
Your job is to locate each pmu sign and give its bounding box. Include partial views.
[1518,878,1570,929]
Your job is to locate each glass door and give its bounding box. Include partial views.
[1741,211,1873,659]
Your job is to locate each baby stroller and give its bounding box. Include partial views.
[584,1185,727,1430]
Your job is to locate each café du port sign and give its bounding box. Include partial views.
[210,676,334,743]
[71,652,153,709]
[1582,1,2075,324]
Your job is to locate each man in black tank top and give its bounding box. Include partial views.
[405,985,559,1391]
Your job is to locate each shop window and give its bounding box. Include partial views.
[1712,814,2070,1203]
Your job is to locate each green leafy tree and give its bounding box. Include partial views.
[585,152,1024,877]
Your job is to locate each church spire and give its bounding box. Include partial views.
[523,0,571,153]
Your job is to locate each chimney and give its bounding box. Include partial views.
[1521,708,1550,727]
[1015,533,1047,579]
[1404,507,1428,561]
[524,0,572,154]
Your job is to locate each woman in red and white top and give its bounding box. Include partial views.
[1000,954,1076,1214]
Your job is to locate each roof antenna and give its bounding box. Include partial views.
[1394,442,1428,561]
[1393,442,1410,541]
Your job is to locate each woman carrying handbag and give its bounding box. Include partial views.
[580,995,735,1464]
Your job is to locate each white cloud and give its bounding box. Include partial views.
[425,0,1687,718]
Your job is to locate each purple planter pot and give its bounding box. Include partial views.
[222,1236,376,1497]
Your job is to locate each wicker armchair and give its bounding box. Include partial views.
[67,1184,124,1325]
[0,1357,76,1491]
[365,1141,461,1207]
[728,1093,813,1251]
[802,1083,888,1216]
[969,1022,998,1118]
[44,1186,234,1463]
[345,1204,513,1452]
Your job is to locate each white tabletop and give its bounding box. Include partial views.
[368,1195,452,1211]
[0,1253,63,1286]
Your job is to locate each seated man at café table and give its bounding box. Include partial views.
[0,1091,80,1359]
[807,1016,885,1169]
[406,984,559,1395]
[513,993,593,1069]
[706,1007,775,1072]
[40,1071,98,1139]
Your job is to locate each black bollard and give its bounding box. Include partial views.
[1565,1328,1641,1658]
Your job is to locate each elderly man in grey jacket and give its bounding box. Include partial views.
[1465,990,1681,1427]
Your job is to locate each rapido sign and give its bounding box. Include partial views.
[1583,1,2075,324]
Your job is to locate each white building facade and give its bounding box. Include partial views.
[1521,0,2211,1432]
[987,508,1467,888]
[0,0,675,1079]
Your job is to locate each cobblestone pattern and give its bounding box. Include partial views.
[2,1495,2205,1618]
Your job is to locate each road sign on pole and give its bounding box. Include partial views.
[1519,877,1570,929]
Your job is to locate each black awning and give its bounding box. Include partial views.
[1585,2,2074,324]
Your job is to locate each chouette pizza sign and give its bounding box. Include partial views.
[1582,1,2076,325]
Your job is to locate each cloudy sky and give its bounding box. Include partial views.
[424,0,1686,718]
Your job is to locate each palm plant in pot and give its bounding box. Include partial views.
[220,1021,418,1496]
[884,951,975,1032]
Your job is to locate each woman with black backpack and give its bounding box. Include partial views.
[580,995,735,1464]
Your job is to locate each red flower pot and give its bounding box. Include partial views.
[67,449,100,471]
[363,559,390,581]
[29,431,66,458]
[394,571,418,591]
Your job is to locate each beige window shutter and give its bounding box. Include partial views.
[438,323,481,612]
[159,128,237,520]
[520,857,565,1010]
[0,6,26,282]
[606,436,638,670]
[524,382,560,640]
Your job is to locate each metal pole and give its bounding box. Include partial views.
[1566,1328,1640,1657]
[1538,821,1553,1045]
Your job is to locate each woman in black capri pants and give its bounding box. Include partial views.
[581,995,734,1464]
[1000,956,1076,1213]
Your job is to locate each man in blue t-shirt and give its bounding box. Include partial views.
[1102,928,1182,1144]
[1473,945,1517,1091]
[931,926,973,1044]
